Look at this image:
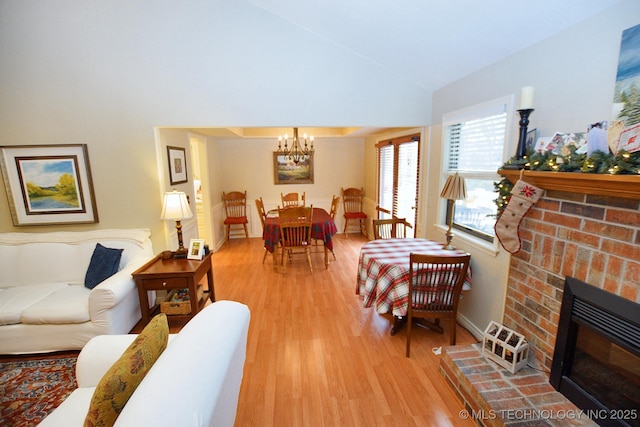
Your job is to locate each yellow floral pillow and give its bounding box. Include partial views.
[84,313,169,427]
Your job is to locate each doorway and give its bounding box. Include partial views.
[189,134,213,246]
[376,133,420,235]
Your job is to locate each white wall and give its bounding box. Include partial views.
[1,0,637,337]
[0,0,428,250]
[428,0,640,338]
[216,136,364,240]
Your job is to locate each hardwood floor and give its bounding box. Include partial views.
[211,235,478,427]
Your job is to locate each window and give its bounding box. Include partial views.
[376,134,420,235]
[443,97,512,241]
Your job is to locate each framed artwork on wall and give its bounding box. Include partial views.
[167,146,188,185]
[0,144,99,226]
[273,152,314,185]
[609,23,640,152]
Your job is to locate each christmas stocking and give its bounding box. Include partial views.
[494,180,543,253]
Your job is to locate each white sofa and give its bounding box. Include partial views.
[39,300,250,427]
[0,229,154,354]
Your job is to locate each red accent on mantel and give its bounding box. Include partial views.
[498,169,640,200]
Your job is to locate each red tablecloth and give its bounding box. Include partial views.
[357,238,472,317]
[263,207,338,253]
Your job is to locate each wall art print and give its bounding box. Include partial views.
[609,23,640,154]
[273,152,314,185]
[0,144,98,226]
[167,146,188,185]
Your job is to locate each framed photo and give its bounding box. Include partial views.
[0,144,99,226]
[273,152,314,185]
[525,128,537,153]
[167,146,188,185]
[187,238,205,260]
[618,122,640,154]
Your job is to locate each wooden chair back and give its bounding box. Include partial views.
[341,187,364,214]
[329,195,340,220]
[373,218,410,239]
[277,205,313,274]
[281,192,305,208]
[255,197,266,229]
[222,191,247,218]
[406,253,471,356]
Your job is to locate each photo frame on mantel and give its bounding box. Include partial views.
[167,146,188,185]
[0,144,99,226]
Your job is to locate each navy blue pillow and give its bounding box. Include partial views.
[84,243,124,289]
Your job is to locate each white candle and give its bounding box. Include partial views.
[519,86,535,109]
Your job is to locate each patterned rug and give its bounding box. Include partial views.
[0,354,78,427]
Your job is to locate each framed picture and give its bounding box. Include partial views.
[273,152,314,185]
[525,128,537,153]
[187,238,205,260]
[618,122,640,154]
[167,146,188,185]
[0,144,99,226]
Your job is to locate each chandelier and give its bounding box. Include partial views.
[277,127,314,164]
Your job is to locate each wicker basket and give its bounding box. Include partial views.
[160,285,204,315]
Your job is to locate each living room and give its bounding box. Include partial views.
[2,1,640,425]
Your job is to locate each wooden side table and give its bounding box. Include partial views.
[132,252,215,325]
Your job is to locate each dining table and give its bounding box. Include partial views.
[263,207,338,269]
[357,238,472,334]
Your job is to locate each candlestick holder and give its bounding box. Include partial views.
[503,108,534,170]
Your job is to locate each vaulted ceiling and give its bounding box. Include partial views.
[187,0,623,138]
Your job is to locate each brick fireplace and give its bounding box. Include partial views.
[502,189,640,372]
[439,176,640,426]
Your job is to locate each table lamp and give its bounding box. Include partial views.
[440,172,467,250]
[160,190,193,257]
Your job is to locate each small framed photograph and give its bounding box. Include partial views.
[0,144,99,226]
[187,238,205,260]
[617,122,640,154]
[167,146,188,185]
[525,128,537,153]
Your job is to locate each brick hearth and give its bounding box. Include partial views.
[440,344,597,427]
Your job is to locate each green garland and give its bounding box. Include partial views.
[494,148,640,215]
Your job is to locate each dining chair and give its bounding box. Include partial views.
[222,191,249,241]
[320,195,341,260]
[277,205,313,274]
[329,195,340,220]
[281,192,305,208]
[373,217,411,240]
[341,187,367,237]
[255,197,269,263]
[406,253,471,357]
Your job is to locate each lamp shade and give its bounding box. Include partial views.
[440,172,467,200]
[160,191,193,220]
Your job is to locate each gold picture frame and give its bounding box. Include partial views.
[273,152,314,185]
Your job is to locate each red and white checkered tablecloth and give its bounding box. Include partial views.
[356,238,472,317]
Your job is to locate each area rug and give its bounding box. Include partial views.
[0,355,78,427]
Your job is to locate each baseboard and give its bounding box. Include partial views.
[457,313,484,342]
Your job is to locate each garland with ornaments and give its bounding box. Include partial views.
[494,148,640,216]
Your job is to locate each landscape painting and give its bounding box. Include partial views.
[18,156,84,213]
[273,152,314,185]
[609,23,640,153]
[0,144,98,226]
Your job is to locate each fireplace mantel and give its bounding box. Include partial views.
[498,169,640,200]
